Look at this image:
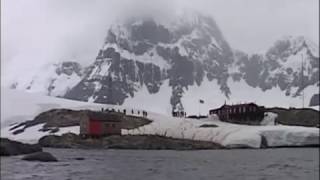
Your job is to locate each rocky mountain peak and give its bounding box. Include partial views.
[7,11,319,113]
[267,36,319,61]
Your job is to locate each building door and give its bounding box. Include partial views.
[89,120,102,136]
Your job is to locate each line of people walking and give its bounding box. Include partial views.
[101,107,148,117]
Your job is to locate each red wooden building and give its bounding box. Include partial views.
[80,111,122,138]
[209,103,265,124]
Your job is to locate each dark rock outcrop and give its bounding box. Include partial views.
[0,138,42,156]
[10,109,87,134]
[266,107,319,127]
[10,109,152,135]
[22,152,58,162]
[39,133,82,149]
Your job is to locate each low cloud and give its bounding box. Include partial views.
[1,0,318,83]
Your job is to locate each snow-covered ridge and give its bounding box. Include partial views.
[1,88,319,148]
[5,62,83,96]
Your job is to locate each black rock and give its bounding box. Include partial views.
[0,138,42,156]
[309,94,320,107]
[199,124,218,128]
[260,135,268,148]
[74,157,85,160]
[22,152,58,162]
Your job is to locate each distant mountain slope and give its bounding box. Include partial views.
[232,36,319,97]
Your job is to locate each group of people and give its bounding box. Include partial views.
[131,109,148,117]
[100,108,148,117]
[172,111,186,118]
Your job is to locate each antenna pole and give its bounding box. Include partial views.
[198,98,201,117]
[301,54,304,108]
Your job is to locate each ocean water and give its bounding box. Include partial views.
[1,148,319,180]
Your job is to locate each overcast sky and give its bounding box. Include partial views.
[1,0,319,71]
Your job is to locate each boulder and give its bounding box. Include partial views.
[0,138,42,156]
[260,135,268,148]
[22,152,58,162]
[39,133,80,148]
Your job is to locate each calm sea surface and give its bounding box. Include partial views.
[1,148,319,180]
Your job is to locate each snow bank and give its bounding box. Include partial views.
[1,88,319,148]
[123,113,319,148]
[260,112,278,126]
[1,88,102,127]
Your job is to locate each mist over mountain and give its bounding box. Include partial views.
[7,12,319,114]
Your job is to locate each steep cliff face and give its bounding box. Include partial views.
[8,12,319,113]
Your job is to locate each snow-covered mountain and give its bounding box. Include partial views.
[7,12,319,114]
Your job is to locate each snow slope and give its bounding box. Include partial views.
[181,78,319,115]
[123,80,172,115]
[1,88,319,148]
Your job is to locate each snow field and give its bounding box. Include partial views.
[1,88,319,148]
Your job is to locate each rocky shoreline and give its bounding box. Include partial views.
[38,133,224,150]
[1,133,319,156]
[0,138,42,156]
